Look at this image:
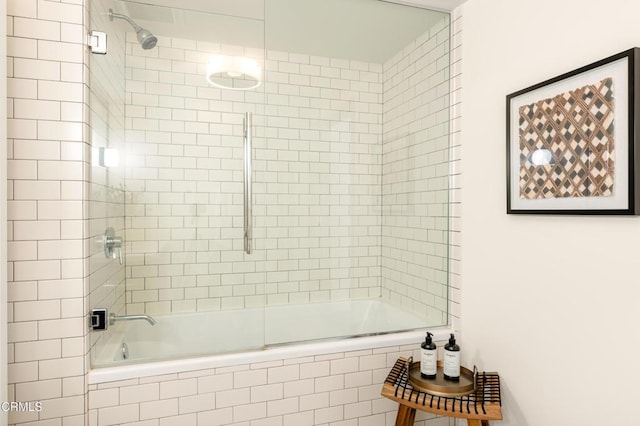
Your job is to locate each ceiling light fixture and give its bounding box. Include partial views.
[206,55,262,90]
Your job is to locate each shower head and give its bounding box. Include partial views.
[136,28,158,50]
[109,8,158,50]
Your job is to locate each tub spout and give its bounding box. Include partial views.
[109,313,157,326]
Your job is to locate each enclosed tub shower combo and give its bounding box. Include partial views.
[86,1,455,422]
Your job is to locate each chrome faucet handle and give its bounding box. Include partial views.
[104,227,124,265]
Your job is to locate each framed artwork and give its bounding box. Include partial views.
[506,48,640,214]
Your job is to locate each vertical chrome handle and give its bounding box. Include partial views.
[243,112,253,254]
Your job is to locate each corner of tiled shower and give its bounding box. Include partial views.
[5,1,463,425]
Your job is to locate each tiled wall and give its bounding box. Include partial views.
[380,16,451,325]
[87,0,128,369]
[123,38,383,314]
[6,0,88,424]
[88,344,452,426]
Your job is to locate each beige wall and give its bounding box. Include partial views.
[460,0,640,424]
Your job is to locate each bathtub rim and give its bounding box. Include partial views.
[88,327,453,384]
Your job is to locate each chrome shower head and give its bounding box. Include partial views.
[136,28,158,50]
[109,8,157,50]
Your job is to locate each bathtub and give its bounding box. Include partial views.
[89,299,451,384]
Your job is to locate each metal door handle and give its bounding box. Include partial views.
[244,112,253,254]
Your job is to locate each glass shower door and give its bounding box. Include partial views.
[90,0,267,365]
[261,0,452,345]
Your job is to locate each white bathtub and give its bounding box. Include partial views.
[89,299,451,384]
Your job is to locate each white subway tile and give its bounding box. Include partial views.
[38,356,83,380]
[7,281,37,302]
[8,361,39,384]
[13,300,60,321]
[13,139,60,160]
[37,121,82,141]
[38,395,85,420]
[314,405,343,424]
[7,119,37,139]
[216,388,249,408]
[97,404,140,426]
[178,393,214,415]
[283,411,314,426]
[13,58,60,80]
[60,23,83,43]
[38,317,84,339]
[197,372,233,393]
[299,361,329,379]
[14,339,61,362]
[39,81,83,102]
[8,321,38,343]
[8,36,38,59]
[299,392,328,411]
[7,241,37,261]
[233,402,266,422]
[14,260,60,281]
[38,201,82,220]
[37,0,83,24]
[13,16,60,40]
[15,378,62,402]
[159,378,197,399]
[140,398,179,420]
[61,337,84,359]
[8,0,37,17]
[196,408,232,426]
[89,388,120,410]
[251,383,283,403]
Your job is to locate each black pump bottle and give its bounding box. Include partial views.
[443,333,460,381]
[420,332,437,379]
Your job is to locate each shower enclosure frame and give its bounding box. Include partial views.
[87,0,456,367]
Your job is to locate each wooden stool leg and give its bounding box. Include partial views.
[466,421,490,426]
[395,404,416,426]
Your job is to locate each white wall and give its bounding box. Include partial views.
[460,1,640,425]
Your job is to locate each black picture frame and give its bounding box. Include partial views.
[506,48,640,215]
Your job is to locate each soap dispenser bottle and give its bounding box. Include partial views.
[443,333,460,381]
[420,332,437,379]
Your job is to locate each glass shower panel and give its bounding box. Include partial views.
[262,0,451,345]
[122,1,266,355]
[88,0,128,366]
[90,0,266,365]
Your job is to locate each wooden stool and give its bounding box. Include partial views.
[381,358,502,426]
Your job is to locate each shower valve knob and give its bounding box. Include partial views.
[104,227,124,265]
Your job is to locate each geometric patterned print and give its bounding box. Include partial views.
[518,77,615,199]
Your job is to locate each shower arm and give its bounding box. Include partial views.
[109,9,142,32]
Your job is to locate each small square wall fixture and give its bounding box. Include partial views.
[206,54,261,90]
[93,147,119,168]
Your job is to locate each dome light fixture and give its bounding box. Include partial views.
[206,55,262,90]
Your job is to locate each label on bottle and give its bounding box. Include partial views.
[420,349,437,376]
[443,350,460,378]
